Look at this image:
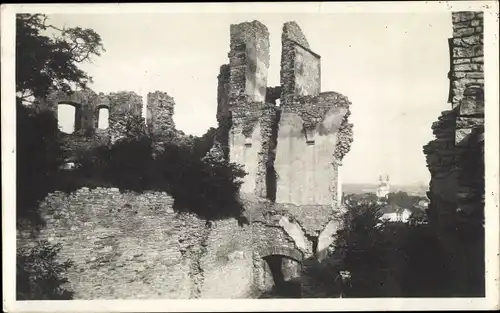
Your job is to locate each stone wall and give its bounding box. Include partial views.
[228,20,270,103]
[449,12,484,108]
[280,22,321,107]
[146,91,175,136]
[146,91,177,153]
[18,187,316,299]
[18,188,205,299]
[423,11,485,296]
[227,21,273,196]
[293,45,321,97]
[274,93,351,206]
[39,89,147,148]
[199,219,255,298]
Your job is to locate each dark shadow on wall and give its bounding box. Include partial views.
[265,110,281,202]
[259,254,302,298]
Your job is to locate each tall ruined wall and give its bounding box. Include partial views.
[280,22,321,107]
[146,91,177,154]
[227,21,275,197]
[213,20,353,206]
[274,94,350,206]
[107,91,144,142]
[228,21,270,103]
[146,91,175,135]
[275,21,352,207]
[423,11,485,296]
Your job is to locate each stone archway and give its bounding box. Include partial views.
[96,105,110,129]
[254,246,304,298]
[57,102,79,134]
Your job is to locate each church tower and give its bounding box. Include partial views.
[376,174,390,199]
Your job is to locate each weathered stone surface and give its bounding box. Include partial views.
[229,20,270,103]
[452,11,477,23]
[424,11,485,296]
[212,20,353,208]
[278,216,308,252]
[282,21,310,48]
[18,188,203,299]
[317,219,342,260]
[274,93,351,206]
[146,91,175,136]
[448,11,483,109]
[199,219,254,298]
[280,21,321,108]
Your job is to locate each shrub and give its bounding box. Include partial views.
[75,131,247,220]
[17,103,63,229]
[17,241,74,300]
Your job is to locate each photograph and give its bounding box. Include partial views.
[2,1,499,312]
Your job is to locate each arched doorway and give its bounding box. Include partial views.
[259,254,302,298]
[57,103,78,134]
[97,106,109,129]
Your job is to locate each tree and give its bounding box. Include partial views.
[17,103,64,228]
[191,127,218,159]
[17,241,74,300]
[16,14,105,104]
[16,14,105,226]
[336,200,393,297]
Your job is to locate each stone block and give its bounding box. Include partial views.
[452,12,477,23]
[455,128,473,146]
[465,72,484,79]
[453,63,482,72]
[453,27,476,37]
[452,58,471,65]
[456,117,484,129]
[462,35,482,45]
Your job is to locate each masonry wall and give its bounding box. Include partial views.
[227,21,272,196]
[17,188,261,299]
[449,11,484,108]
[146,91,175,136]
[274,94,350,206]
[17,188,200,299]
[280,21,320,107]
[423,11,485,296]
[228,21,270,103]
[230,122,262,194]
[200,219,255,298]
[293,45,321,96]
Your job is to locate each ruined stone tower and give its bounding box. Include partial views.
[215,20,354,210]
[146,91,177,153]
[423,11,485,296]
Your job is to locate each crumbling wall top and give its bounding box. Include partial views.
[108,91,143,116]
[282,21,310,49]
[46,88,98,108]
[230,20,269,46]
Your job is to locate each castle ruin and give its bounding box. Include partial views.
[19,20,354,299]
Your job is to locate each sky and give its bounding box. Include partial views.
[48,12,453,186]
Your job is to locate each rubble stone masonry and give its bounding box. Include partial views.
[424,11,485,296]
